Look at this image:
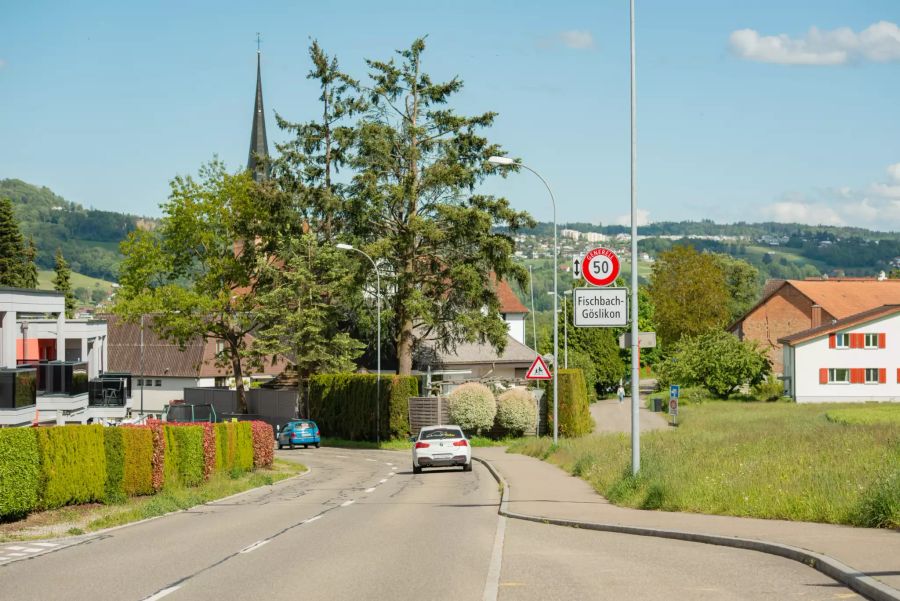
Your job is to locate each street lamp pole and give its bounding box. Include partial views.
[563,290,572,368]
[528,264,538,351]
[630,0,641,475]
[490,156,558,445]
[337,244,382,444]
[140,313,144,417]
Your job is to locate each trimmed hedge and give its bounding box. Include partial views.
[250,421,274,468]
[36,425,106,509]
[544,369,594,438]
[0,429,41,519]
[235,422,254,473]
[214,422,254,475]
[104,428,126,503]
[496,388,537,435]
[309,374,419,441]
[448,382,497,434]
[164,425,204,488]
[121,427,153,496]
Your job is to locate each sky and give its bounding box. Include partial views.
[1,0,899,231]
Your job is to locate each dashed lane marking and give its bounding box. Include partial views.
[239,540,270,554]
[365,487,376,493]
[379,478,387,484]
[142,585,182,601]
[32,542,58,548]
[340,500,355,507]
[305,515,322,524]
[6,546,28,551]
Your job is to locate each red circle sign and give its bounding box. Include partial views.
[581,247,620,287]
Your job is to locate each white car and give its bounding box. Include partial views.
[411,425,472,473]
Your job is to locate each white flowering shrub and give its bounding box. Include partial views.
[496,388,537,435]
[448,382,496,434]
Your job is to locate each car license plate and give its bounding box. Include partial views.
[435,453,451,458]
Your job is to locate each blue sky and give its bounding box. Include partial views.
[2,0,899,230]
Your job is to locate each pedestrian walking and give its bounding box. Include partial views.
[617,384,625,404]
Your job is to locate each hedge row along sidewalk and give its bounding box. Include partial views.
[0,420,274,521]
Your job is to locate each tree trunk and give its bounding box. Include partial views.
[231,348,248,414]
[397,318,414,375]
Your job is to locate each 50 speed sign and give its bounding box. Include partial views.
[581,247,620,287]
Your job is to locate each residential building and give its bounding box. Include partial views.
[730,278,900,374]
[1,287,122,426]
[561,229,581,241]
[584,232,607,243]
[779,305,899,403]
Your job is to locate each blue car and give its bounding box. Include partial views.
[277,420,321,449]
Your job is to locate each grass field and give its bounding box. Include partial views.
[508,402,900,528]
[37,270,116,294]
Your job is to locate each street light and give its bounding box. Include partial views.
[490,155,559,445]
[528,264,538,352]
[337,243,382,444]
[548,290,572,369]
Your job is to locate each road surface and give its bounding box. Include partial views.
[0,448,858,600]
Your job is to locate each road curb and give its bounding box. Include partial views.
[472,455,900,601]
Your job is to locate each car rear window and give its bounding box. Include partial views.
[420,428,464,440]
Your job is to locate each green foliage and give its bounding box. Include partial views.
[53,249,76,318]
[163,425,205,488]
[826,404,900,426]
[234,422,254,473]
[121,427,153,496]
[495,388,537,435]
[103,428,126,503]
[545,369,593,437]
[36,425,106,509]
[308,373,419,441]
[215,422,236,472]
[751,377,785,402]
[656,330,771,398]
[0,196,34,288]
[448,382,497,434]
[714,254,761,322]
[0,429,41,519]
[510,401,900,527]
[648,246,730,345]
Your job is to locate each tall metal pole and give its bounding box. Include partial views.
[630,0,641,475]
[140,313,145,417]
[563,294,568,369]
[528,264,538,351]
[375,265,381,445]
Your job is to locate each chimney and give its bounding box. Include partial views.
[811,304,822,328]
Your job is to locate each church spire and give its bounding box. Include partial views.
[248,36,269,181]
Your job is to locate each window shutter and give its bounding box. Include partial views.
[851,333,861,349]
[828,334,836,349]
[851,368,864,384]
[879,368,886,384]
[878,333,886,349]
[897,368,900,384]
[819,368,828,384]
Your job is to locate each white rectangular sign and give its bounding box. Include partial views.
[573,287,628,327]
[572,255,583,279]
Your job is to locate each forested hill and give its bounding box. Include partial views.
[0,179,148,281]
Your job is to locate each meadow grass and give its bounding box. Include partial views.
[826,404,900,426]
[508,402,899,528]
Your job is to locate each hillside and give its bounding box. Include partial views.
[0,178,144,282]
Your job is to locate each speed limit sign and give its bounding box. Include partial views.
[581,247,620,287]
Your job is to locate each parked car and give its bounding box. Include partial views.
[411,425,471,473]
[277,420,321,449]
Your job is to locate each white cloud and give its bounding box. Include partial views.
[886,163,900,182]
[558,30,595,50]
[615,209,650,227]
[762,201,844,225]
[729,21,900,65]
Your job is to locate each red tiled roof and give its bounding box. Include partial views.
[496,279,529,314]
[778,304,900,345]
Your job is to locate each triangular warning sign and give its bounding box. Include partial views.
[525,356,552,380]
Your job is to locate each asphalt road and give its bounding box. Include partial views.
[0,448,858,601]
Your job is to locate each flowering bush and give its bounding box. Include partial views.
[250,421,274,468]
[147,419,166,492]
[496,388,537,435]
[448,382,496,434]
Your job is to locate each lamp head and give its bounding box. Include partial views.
[487,156,516,166]
[336,243,354,250]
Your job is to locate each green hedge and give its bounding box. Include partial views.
[103,428,126,503]
[214,422,253,475]
[122,427,153,496]
[544,369,593,438]
[309,374,419,441]
[0,429,41,519]
[36,425,106,509]
[164,425,204,488]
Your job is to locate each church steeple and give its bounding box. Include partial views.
[248,37,269,181]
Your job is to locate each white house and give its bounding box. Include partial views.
[779,304,900,403]
[0,286,122,426]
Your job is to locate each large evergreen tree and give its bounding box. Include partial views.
[21,237,39,289]
[349,38,533,374]
[53,249,76,318]
[0,197,27,287]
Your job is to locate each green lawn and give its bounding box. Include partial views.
[37,270,116,293]
[508,402,900,528]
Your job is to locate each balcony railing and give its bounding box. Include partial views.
[88,376,129,407]
[0,368,37,409]
[15,361,89,397]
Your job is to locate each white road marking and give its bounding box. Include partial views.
[239,540,270,554]
[7,552,26,557]
[379,478,387,484]
[333,454,350,458]
[386,473,395,477]
[385,462,393,466]
[6,546,27,551]
[20,547,42,553]
[142,585,182,601]
[365,458,377,462]
[32,542,57,547]
[483,516,507,601]
[340,500,355,507]
[391,466,397,470]
[304,515,322,524]
[365,487,376,493]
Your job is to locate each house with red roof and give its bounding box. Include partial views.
[730,278,900,374]
[779,305,900,403]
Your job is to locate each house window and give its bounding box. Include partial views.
[864,333,879,349]
[137,379,143,386]
[835,333,849,349]
[828,368,850,384]
[155,379,162,387]
[864,368,880,384]
[216,340,225,355]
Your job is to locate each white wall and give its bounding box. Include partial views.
[505,313,527,346]
[792,313,900,403]
[132,377,200,414]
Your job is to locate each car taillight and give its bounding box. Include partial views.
[414,442,430,449]
[453,440,468,447]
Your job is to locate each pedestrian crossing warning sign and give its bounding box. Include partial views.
[525,356,552,380]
